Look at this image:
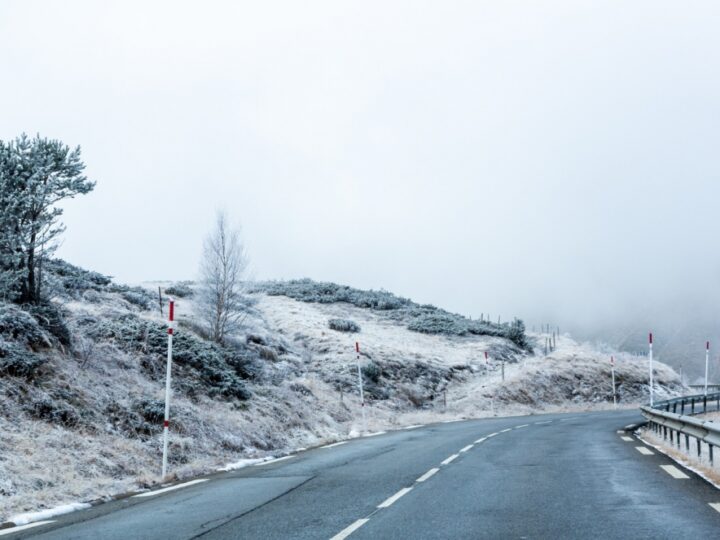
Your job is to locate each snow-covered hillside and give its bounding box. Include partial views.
[0,262,684,522]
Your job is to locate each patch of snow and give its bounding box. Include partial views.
[10,502,91,526]
[217,458,270,472]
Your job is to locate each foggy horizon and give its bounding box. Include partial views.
[2,1,720,374]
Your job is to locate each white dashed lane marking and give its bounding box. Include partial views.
[660,465,690,479]
[500,428,511,433]
[474,437,487,444]
[487,432,498,437]
[621,436,633,442]
[416,468,439,483]
[515,424,529,429]
[133,479,208,498]
[635,446,654,456]
[377,487,413,508]
[330,519,369,540]
[535,420,552,425]
[709,503,720,514]
[441,454,459,466]
[459,445,473,453]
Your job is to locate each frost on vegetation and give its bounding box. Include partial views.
[259,279,530,348]
[84,313,254,401]
[164,282,194,298]
[0,302,52,349]
[328,318,360,333]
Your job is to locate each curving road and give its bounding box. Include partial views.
[8,410,720,539]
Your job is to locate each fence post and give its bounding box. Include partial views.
[355,342,366,433]
[161,298,174,479]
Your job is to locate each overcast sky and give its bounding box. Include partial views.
[2,1,720,348]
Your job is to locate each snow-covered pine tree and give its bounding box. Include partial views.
[0,134,95,304]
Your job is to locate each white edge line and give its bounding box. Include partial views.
[321,441,348,449]
[459,444,473,453]
[709,502,720,513]
[404,424,423,430]
[363,431,387,438]
[133,479,208,498]
[330,518,370,540]
[0,521,55,536]
[255,455,295,466]
[441,454,459,466]
[635,446,654,455]
[377,487,413,508]
[416,468,439,483]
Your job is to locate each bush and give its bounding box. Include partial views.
[262,279,411,310]
[120,288,156,310]
[507,318,529,349]
[44,259,111,297]
[328,318,360,333]
[362,361,382,383]
[0,302,52,349]
[0,340,44,378]
[87,313,252,401]
[165,282,194,298]
[407,313,467,336]
[27,302,71,347]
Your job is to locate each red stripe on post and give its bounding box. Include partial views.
[707,341,710,350]
[169,300,175,322]
[168,328,173,335]
[163,420,169,428]
[355,342,360,353]
[649,332,653,344]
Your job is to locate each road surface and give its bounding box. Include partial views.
[7,410,720,539]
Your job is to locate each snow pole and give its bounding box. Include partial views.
[356,342,366,433]
[648,332,654,407]
[705,341,710,397]
[610,356,617,409]
[161,299,174,479]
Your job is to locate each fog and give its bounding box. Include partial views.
[2,1,720,377]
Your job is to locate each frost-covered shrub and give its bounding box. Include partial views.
[120,288,156,310]
[28,395,81,427]
[362,361,381,383]
[407,313,467,336]
[0,340,44,378]
[27,302,71,347]
[45,259,111,298]
[165,282,194,298]
[262,279,411,310]
[0,303,51,349]
[86,313,252,401]
[328,318,360,333]
[507,318,529,349]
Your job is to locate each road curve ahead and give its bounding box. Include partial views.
[10,410,720,539]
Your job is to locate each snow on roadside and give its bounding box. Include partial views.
[10,502,91,526]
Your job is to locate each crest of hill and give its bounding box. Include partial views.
[256,279,529,349]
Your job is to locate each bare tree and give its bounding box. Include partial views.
[197,211,249,343]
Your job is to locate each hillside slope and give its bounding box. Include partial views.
[0,263,683,522]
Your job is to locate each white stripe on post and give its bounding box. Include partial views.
[162,298,175,479]
[356,342,366,433]
[648,332,654,407]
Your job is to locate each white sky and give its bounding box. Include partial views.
[2,1,720,343]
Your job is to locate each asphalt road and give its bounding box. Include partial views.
[8,410,720,539]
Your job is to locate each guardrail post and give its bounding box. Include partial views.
[663,426,667,440]
[685,433,690,451]
[681,400,685,414]
[703,396,707,413]
[673,403,677,413]
[670,429,674,444]
[691,399,695,414]
[710,444,714,465]
[697,438,701,458]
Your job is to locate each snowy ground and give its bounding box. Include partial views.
[0,279,684,523]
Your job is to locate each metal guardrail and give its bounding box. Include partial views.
[640,391,720,464]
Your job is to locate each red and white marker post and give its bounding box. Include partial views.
[355,342,366,433]
[705,341,710,397]
[648,332,654,407]
[610,356,617,409]
[161,299,175,479]
[484,351,489,365]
